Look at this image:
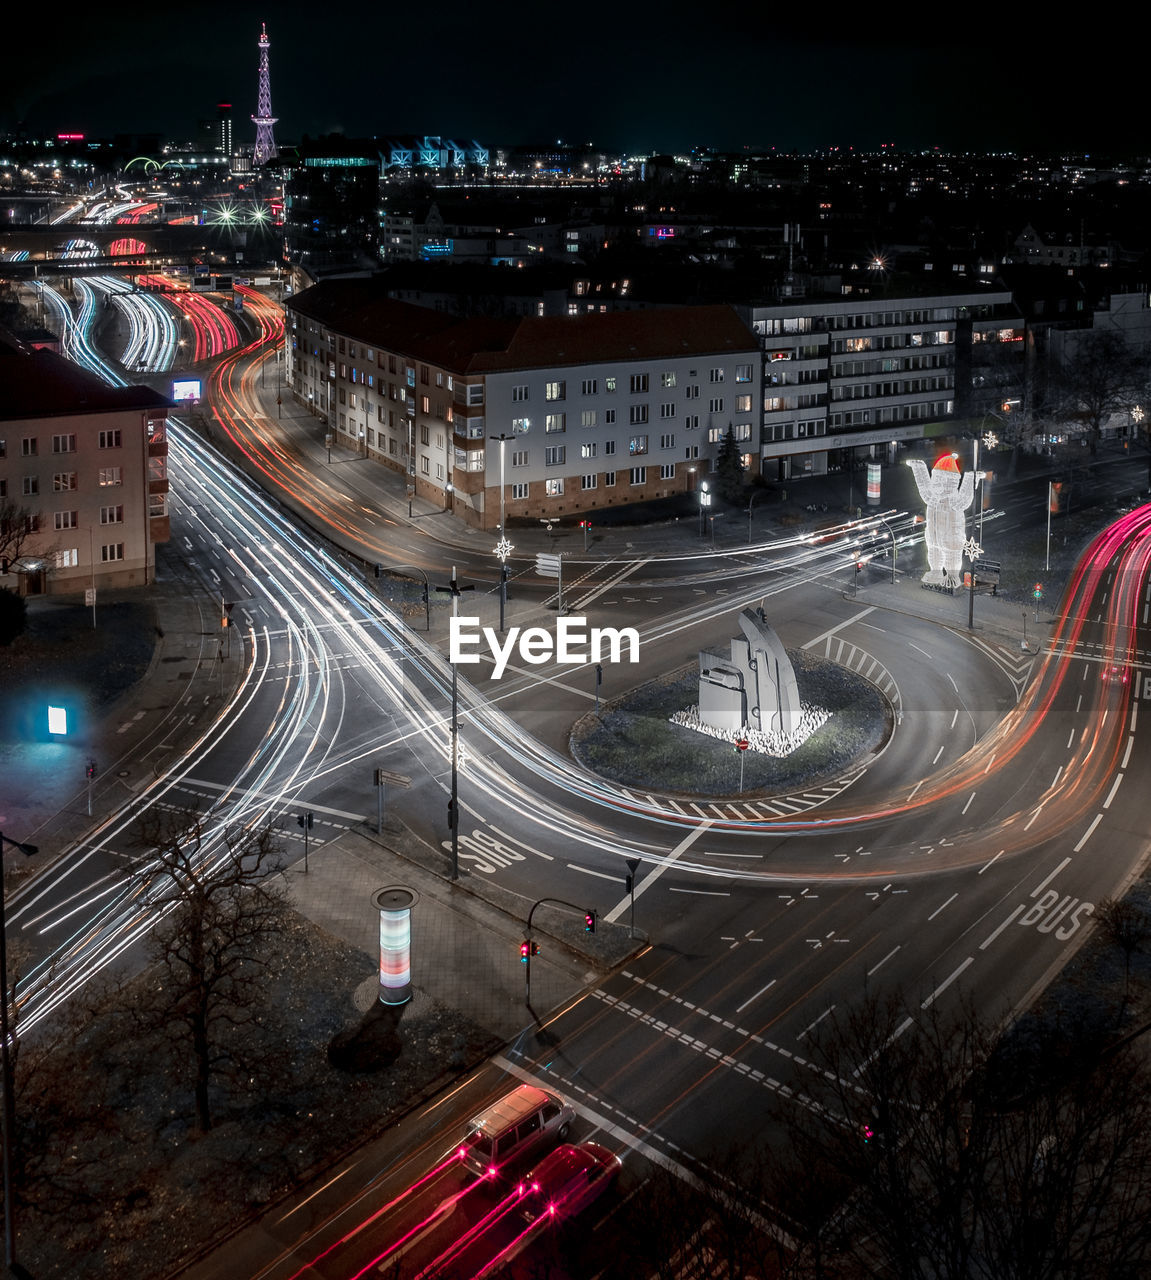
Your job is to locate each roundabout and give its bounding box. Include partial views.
[569,650,892,798]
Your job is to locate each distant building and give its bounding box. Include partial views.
[0,333,171,594]
[198,103,234,161]
[282,145,380,269]
[285,280,761,529]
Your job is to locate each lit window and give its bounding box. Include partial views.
[545,478,564,496]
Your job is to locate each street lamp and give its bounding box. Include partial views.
[699,481,711,537]
[1,831,38,1276]
[434,569,473,881]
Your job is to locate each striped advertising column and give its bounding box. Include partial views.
[372,886,419,1006]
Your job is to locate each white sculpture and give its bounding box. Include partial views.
[698,609,802,735]
[907,454,974,589]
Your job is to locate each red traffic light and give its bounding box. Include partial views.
[520,940,530,962]
[584,909,597,933]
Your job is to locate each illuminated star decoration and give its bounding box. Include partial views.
[494,537,514,562]
[964,537,982,562]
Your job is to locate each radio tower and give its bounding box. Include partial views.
[251,22,278,167]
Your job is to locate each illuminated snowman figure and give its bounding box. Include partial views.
[907,454,974,589]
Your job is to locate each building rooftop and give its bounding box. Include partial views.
[289,279,758,373]
[0,333,172,421]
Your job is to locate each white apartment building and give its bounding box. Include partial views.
[286,282,761,529]
[0,338,171,594]
[742,289,1024,481]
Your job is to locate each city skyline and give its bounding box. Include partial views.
[4,4,1147,157]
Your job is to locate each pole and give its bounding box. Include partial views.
[968,563,975,630]
[557,554,563,614]
[594,663,602,716]
[435,568,473,881]
[377,775,383,835]
[1,831,38,1276]
[626,858,640,940]
[1046,482,1052,572]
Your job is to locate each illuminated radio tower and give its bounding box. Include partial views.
[251,22,278,167]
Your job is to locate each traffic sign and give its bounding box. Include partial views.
[374,769,411,788]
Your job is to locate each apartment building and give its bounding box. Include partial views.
[742,289,1024,481]
[285,281,761,529]
[0,335,171,594]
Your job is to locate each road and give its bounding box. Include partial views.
[17,264,1151,1277]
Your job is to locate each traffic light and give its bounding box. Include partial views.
[297,812,313,830]
[520,940,530,963]
[374,563,383,578]
[584,909,597,933]
[579,520,591,530]
[85,760,97,780]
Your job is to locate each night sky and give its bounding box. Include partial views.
[4,4,1147,156]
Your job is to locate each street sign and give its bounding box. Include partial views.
[536,553,561,578]
[374,769,411,788]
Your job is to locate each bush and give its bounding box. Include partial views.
[0,586,27,646]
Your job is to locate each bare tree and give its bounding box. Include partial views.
[1051,330,1148,456]
[132,808,291,1132]
[5,947,121,1227]
[760,990,1151,1279]
[0,499,37,574]
[1094,895,1151,1023]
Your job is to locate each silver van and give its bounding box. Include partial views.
[458,1084,573,1180]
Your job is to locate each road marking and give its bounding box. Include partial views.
[867,946,900,976]
[921,957,973,1008]
[736,979,776,1014]
[802,606,876,649]
[928,893,958,921]
[961,791,976,815]
[978,850,1004,874]
[797,1006,835,1040]
[1104,773,1124,809]
[603,821,713,923]
[980,903,1024,950]
[1074,815,1103,852]
[176,776,366,821]
[567,864,623,882]
[1032,858,1071,895]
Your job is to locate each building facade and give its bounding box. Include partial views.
[0,338,170,595]
[742,289,1024,481]
[286,282,762,529]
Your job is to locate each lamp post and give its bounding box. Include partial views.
[1,831,38,1276]
[964,535,982,630]
[434,569,473,881]
[495,435,512,633]
[407,416,415,518]
[494,537,512,633]
[698,481,711,537]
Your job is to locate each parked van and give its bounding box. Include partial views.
[459,1084,573,1180]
